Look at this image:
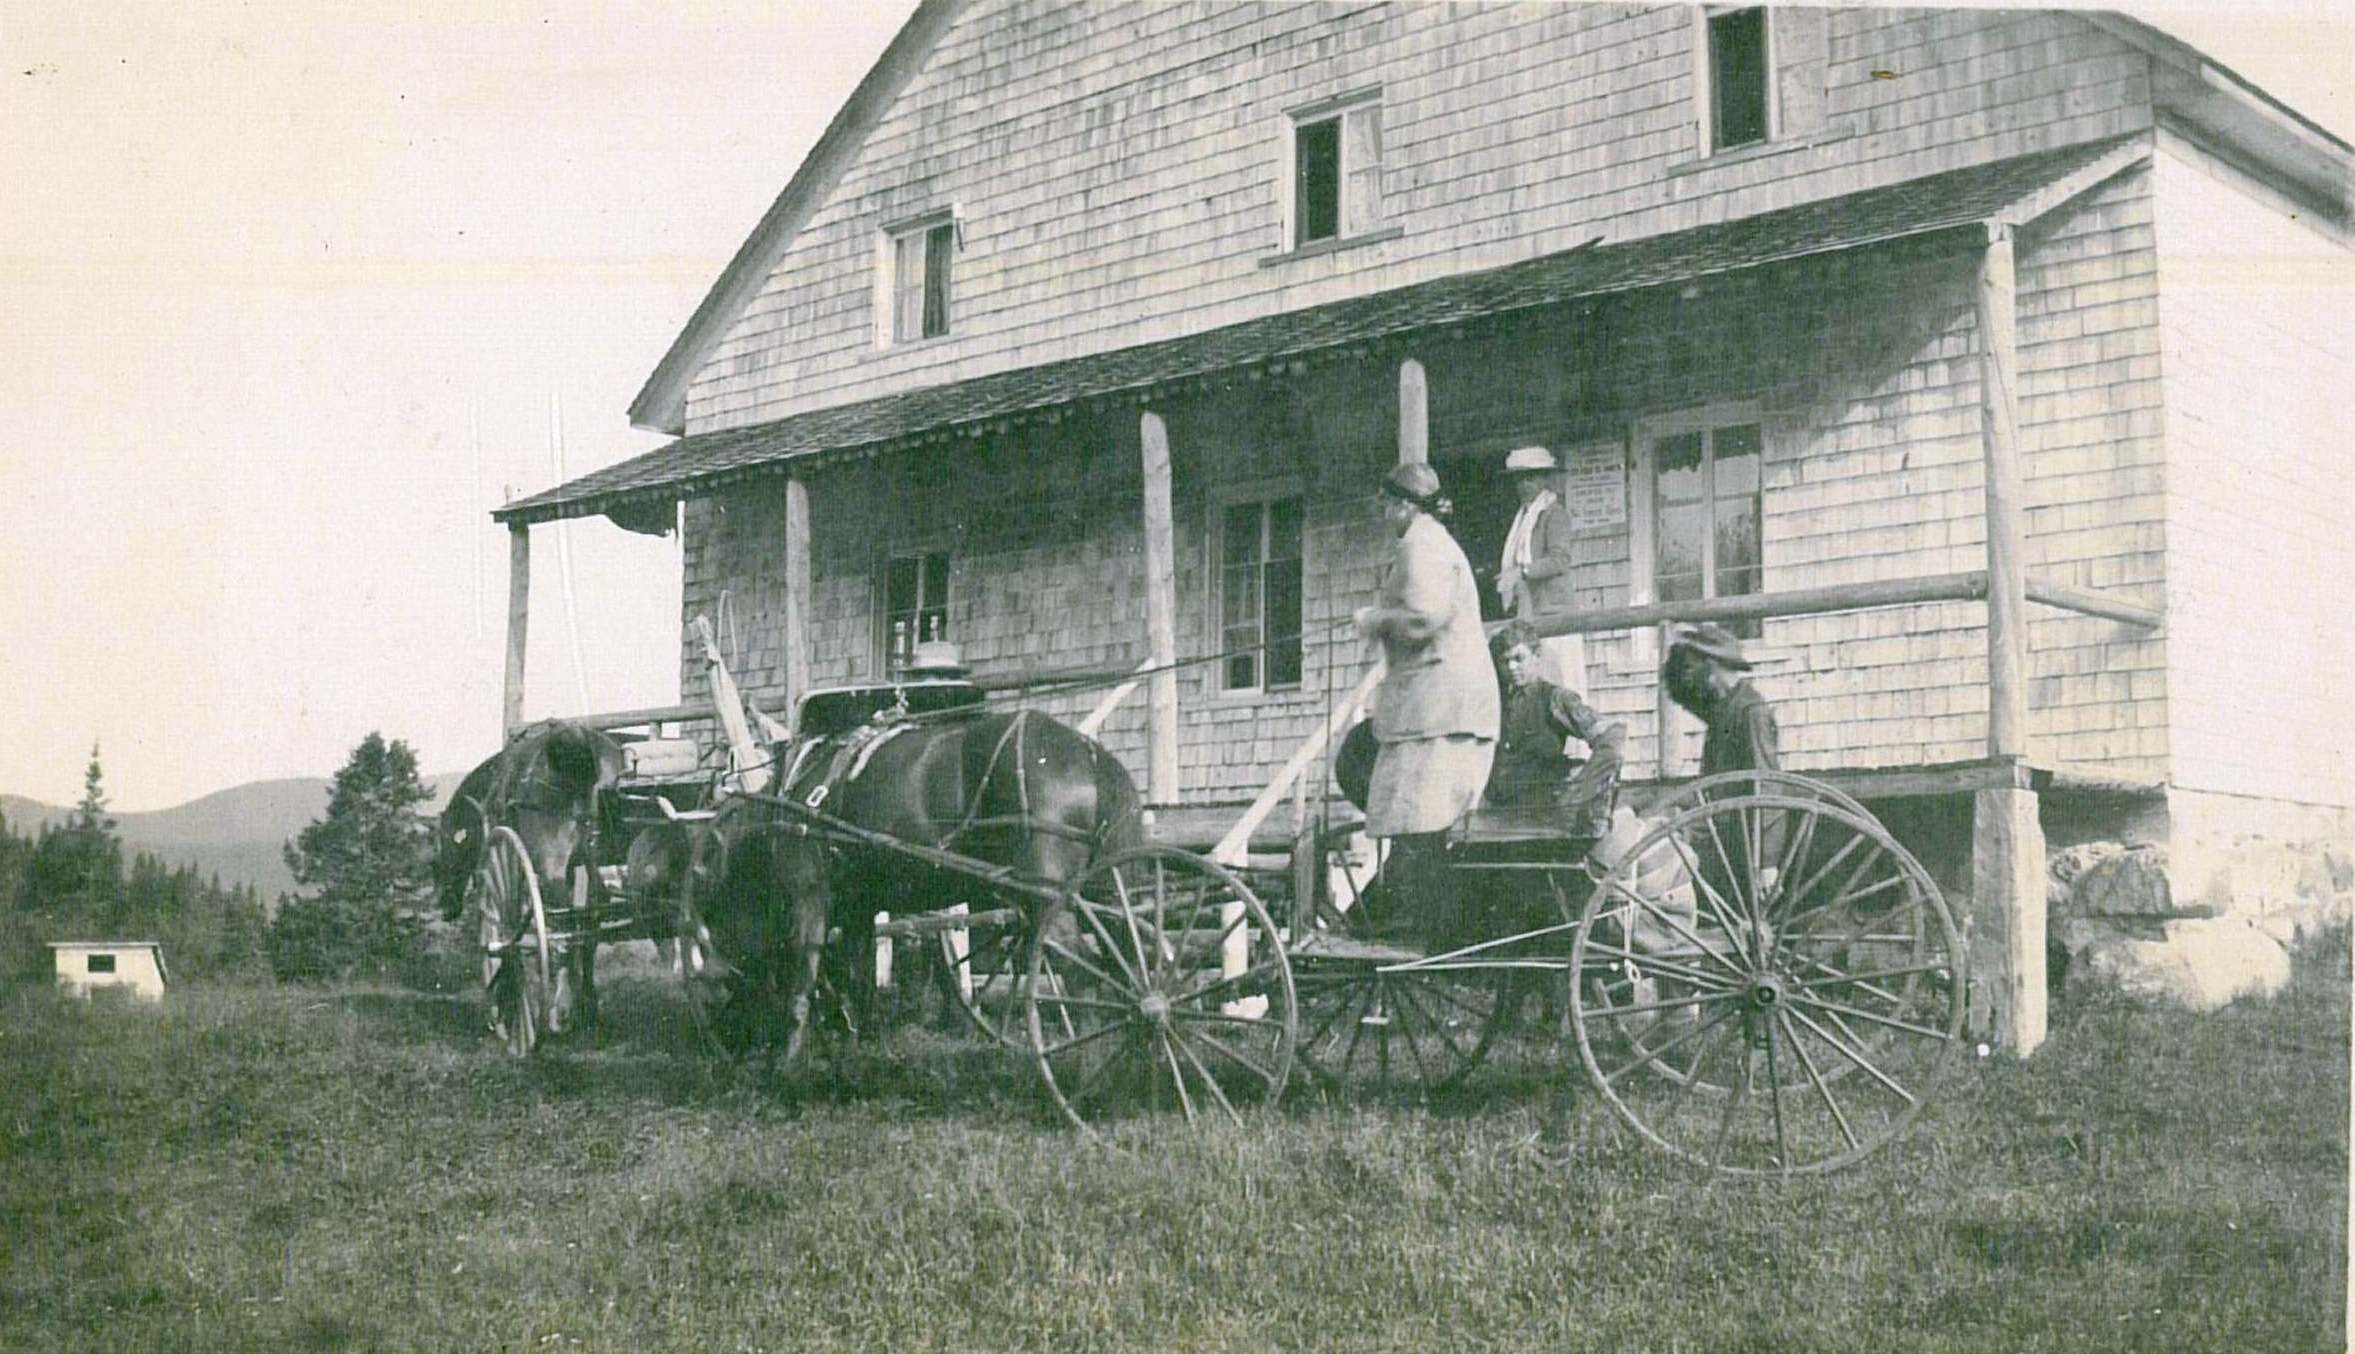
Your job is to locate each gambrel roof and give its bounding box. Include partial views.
[506,131,2149,527]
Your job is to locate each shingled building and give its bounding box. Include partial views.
[495,4,2353,1048]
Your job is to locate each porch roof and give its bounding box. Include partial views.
[498,133,2148,529]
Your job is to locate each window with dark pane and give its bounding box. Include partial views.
[1652,422,1765,638]
[884,550,951,673]
[921,222,953,338]
[1220,496,1305,691]
[1294,117,1340,247]
[1709,6,1769,151]
[890,219,954,344]
[87,953,116,974]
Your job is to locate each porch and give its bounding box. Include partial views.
[492,135,2170,1055]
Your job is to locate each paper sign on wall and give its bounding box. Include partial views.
[1561,441,1625,532]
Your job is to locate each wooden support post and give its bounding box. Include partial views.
[504,523,531,735]
[1397,357,1428,466]
[1971,226,2044,1057]
[1971,784,2048,1056]
[781,476,812,729]
[1140,411,1181,805]
[1976,225,2028,759]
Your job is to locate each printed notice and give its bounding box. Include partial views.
[1562,442,1625,532]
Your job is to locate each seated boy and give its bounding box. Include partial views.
[1486,620,1625,836]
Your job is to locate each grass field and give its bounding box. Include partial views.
[4,935,2346,1353]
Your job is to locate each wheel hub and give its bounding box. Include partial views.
[1746,975,1784,1010]
[1139,993,1171,1025]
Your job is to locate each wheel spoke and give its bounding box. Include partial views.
[1596,874,1748,983]
[1159,1034,1197,1121]
[1778,832,1873,922]
[1040,931,1136,1000]
[1765,802,1822,922]
[1175,1020,1286,1093]
[1778,1008,1862,1154]
[1596,1002,1741,1086]
[1787,991,1952,1043]
[1783,1005,1918,1105]
[1029,991,1144,1016]
[1033,1009,1135,1060]
[1577,940,1744,993]
[1582,985,1742,1021]
[1053,1027,1134,1111]
[1707,1027,1758,1166]
[1764,1005,1790,1171]
[1171,954,1287,1009]
[1167,1028,1244,1126]
[1096,875,1155,990]
[1669,833,1755,965]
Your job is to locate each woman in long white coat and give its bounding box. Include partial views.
[1351,460,1499,933]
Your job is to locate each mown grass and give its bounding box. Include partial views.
[3,934,2345,1353]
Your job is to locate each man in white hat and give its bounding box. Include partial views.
[1497,445,1584,688]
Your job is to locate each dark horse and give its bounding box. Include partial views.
[434,720,627,1048]
[663,709,1143,1062]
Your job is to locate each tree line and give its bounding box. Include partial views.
[3,735,445,986]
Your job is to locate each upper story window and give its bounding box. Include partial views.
[1691,6,1826,160]
[1286,90,1385,250]
[1707,7,1769,152]
[87,953,117,974]
[882,549,951,673]
[877,212,956,346]
[1217,493,1304,692]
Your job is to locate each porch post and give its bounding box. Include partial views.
[1140,410,1181,805]
[504,523,531,735]
[1971,223,2046,1056]
[1978,224,2029,759]
[1398,357,1428,465]
[781,475,812,726]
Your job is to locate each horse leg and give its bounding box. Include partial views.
[780,872,831,1067]
[577,942,601,1044]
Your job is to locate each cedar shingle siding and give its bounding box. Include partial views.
[649,2,2348,808]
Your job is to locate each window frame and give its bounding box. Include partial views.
[873,208,959,348]
[1279,87,1389,255]
[1693,5,1776,160]
[1629,402,1768,656]
[877,546,954,677]
[87,953,117,974]
[1208,481,1308,697]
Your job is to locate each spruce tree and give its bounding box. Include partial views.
[269,733,436,982]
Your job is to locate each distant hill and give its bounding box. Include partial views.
[1,770,471,901]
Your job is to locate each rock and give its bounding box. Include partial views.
[2048,842,2123,891]
[2068,917,2291,1012]
[2069,844,2195,918]
[2196,842,2310,917]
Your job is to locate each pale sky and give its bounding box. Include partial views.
[1,0,2347,810]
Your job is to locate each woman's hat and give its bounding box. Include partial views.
[1668,623,1753,670]
[1503,446,1558,475]
[1380,460,1444,509]
[906,639,970,677]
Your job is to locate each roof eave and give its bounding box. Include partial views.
[627,0,964,436]
[2089,12,2354,218]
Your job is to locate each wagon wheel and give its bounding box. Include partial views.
[1026,846,1296,1131]
[1642,769,1872,822]
[475,825,552,1057]
[1290,861,1544,1098]
[934,910,1031,1047]
[1568,792,1965,1175]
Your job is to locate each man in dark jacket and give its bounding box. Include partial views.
[1663,623,1779,775]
